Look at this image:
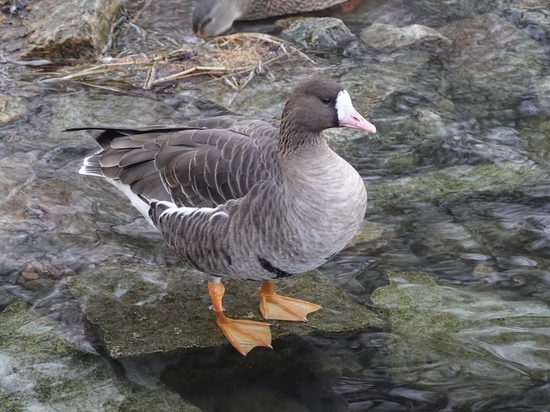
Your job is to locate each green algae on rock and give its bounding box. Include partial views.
[0,302,201,412]
[67,267,382,358]
[368,161,549,208]
[371,272,550,382]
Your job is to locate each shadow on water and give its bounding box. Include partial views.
[118,331,451,412]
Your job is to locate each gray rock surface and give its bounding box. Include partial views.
[67,267,383,358]
[279,17,356,50]
[440,13,544,116]
[360,23,451,53]
[1,0,123,60]
[0,302,201,411]
[0,94,26,125]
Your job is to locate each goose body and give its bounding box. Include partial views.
[74,77,375,354]
[192,0,352,37]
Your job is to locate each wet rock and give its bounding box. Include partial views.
[369,161,549,208]
[49,93,187,145]
[278,17,356,51]
[418,124,533,167]
[345,220,385,249]
[0,94,26,125]
[531,76,550,115]
[193,79,291,119]
[10,0,123,60]
[407,0,501,26]
[360,23,451,54]
[67,267,382,358]
[371,271,550,385]
[0,257,26,284]
[0,289,18,311]
[519,78,550,163]
[337,45,451,167]
[440,13,544,118]
[340,49,433,117]
[0,302,200,411]
[519,115,550,166]
[507,0,550,37]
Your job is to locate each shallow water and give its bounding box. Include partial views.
[1,0,550,411]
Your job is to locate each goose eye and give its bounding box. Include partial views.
[321,97,332,105]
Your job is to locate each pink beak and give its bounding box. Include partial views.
[339,108,377,133]
[336,89,376,133]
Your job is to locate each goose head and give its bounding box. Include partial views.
[278,77,376,152]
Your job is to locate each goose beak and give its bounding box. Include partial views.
[336,90,376,133]
[339,109,377,133]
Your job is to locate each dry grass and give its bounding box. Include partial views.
[38,33,314,92]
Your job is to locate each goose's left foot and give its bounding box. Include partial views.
[255,280,321,321]
[208,280,272,355]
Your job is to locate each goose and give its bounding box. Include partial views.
[70,77,375,355]
[192,0,358,37]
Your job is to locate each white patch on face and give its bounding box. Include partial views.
[335,89,355,122]
[334,89,377,133]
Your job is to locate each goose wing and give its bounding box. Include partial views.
[72,115,280,208]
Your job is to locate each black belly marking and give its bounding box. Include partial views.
[224,252,232,266]
[258,257,293,279]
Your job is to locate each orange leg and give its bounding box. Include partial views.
[208,280,272,356]
[254,280,321,322]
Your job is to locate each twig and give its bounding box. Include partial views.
[132,0,152,23]
[142,60,157,90]
[39,68,112,83]
[101,15,128,56]
[152,66,227,85]
[73,81,127,93]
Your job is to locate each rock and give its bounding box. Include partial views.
[345,220,385,249]
[0,94,26,126]
[340,49,433,116]
[532,76,550,115]
[520,115,550,166]
[360,23,451,53]
[440,13,544,117]
[49,93,183,145]
[0,257,26,284]
[0,289,18,311]
[507,0,550,37]
[369,161,549,208]
[0,302,201,411]
[405,0,501,26]
[67,266,382,358]
[278,17,356,51]
[4,0,123,60]
[371,271,550,384]
[193,79,291,119]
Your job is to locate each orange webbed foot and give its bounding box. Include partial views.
[213,310,272,356]
[254,281,321,322]
[208,280,272,355]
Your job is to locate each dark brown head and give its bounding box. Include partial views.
[278,77,375,153]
